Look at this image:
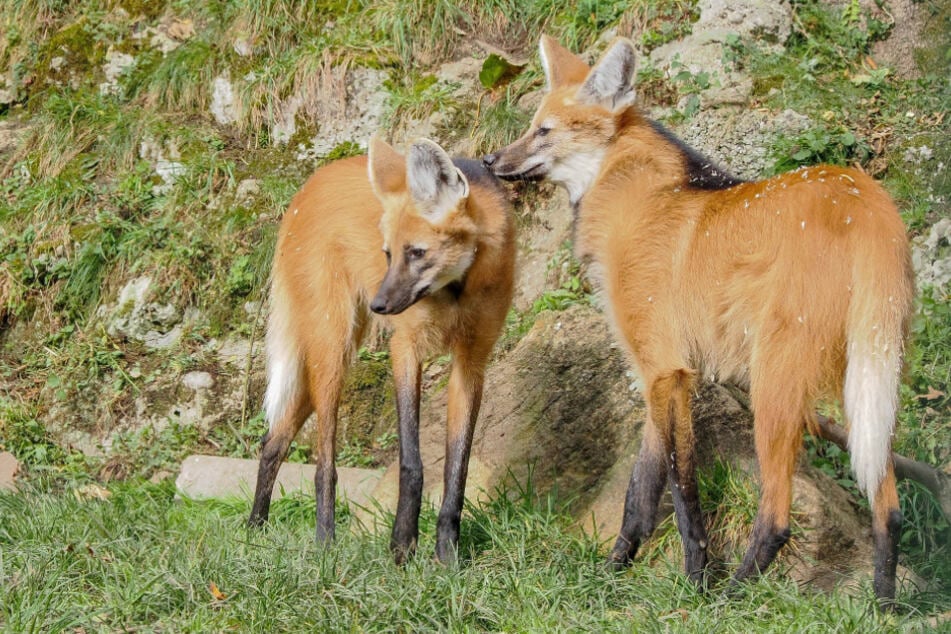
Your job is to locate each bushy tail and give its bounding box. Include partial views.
[262,275,303,429]
[844,246,914,499]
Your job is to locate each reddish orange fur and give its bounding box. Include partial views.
[487,36,915,602]
[253,141,515,559]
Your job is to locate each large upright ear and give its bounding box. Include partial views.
[576,38,637,111]
[406,138,469,223]
[367,134,406,200]
[539,34,590,90]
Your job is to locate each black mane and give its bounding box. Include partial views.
[648,120,746,190]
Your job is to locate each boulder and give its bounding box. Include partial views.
[650,0,793,107]
[175,454,382,509]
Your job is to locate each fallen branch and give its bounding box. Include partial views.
[814,414,951,523]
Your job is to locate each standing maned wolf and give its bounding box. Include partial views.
[250,136,515,564]
[484,36,914,606]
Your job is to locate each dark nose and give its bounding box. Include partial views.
[370,296,389,314]
[482,153,498,167]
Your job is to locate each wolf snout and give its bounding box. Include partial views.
[482,153,498,167]
[370,296,392,314]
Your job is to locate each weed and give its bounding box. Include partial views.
[531,241,590,313]
[469,85,532,157]
[770,123,871,173]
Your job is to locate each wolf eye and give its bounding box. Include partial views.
[407,247,427,260]
[535,126,551,137]
[382,247,391,264]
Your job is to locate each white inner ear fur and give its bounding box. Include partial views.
[578,40,637,111]
[539,38,553,91]
[407,141,469,222]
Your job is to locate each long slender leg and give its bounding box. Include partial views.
[665,369,708,586]
[312,379,344,543]
[249,396,311,526]
[308,302,363,543]
[435,347,487,563]
[389,333,422,564]
[871,462,901,608]
[733,408,802,583]
[608,373,674,568]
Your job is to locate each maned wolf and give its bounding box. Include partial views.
[484,35,913,605]
[250,136,515,564]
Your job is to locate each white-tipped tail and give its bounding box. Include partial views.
[844,337,901,497]
[262,280,303,429]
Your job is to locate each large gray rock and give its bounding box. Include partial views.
[694,0,793,45]
[295,67,389,160]
[99,276,184,349]
[650,0,793,107]
[210,74,238,125]
[175,454,382,509]
[672,107,812,179]
[912,217,951,294]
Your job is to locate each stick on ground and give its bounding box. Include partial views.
[814,414,951,522]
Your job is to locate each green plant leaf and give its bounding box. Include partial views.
[479,54,523,90]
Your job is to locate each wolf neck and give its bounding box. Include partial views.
[570,110,730,268]
[550,147,607,205]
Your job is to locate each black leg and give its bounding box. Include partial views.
[249,427,295,527]
[608,423,667,567]
[390,356,423,564]
[435,359,484,563]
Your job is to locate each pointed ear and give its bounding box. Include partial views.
[367,134,406,199]
[406,138,469,223]
[576,38,637,111]
[539,34,590,90]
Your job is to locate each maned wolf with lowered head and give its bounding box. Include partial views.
[251,136,515,564]
[484,35,913,606]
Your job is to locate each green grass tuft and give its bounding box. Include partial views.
[1,477,944,632]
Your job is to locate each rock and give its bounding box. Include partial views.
[0,118,24,159]
[672,107,812,179]
[74,483,111,501]
[100,276,185,349]
[650,0,793,107]
[175,455,383,509]
[869,0,927,80]
[912,217,951,294]
[233,38,252,57]
[295,67,389,161]
[435,55,484,99]
[98,48,135,96]
[217,337,254,367]
[235,178,260,204]
[0,452,19,491]
[139,137,186,194]
[694,0,792,46]
[211,74,237,126]
[165,18,195,41]
[270,95,303,145]
[182,371,214,391]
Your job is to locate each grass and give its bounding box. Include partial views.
[1,476,943,633]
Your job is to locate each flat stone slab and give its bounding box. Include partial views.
[0,452,19,491]
[175,455,382,509]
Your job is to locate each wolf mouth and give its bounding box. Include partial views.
[495,162,547,182]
